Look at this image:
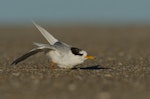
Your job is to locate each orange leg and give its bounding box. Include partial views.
[51,61,55,69]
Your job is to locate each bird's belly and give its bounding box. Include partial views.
[47,51,83,68]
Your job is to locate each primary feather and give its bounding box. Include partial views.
[11,45,55,65]
[11,48,43,65]
[33,22,58,45]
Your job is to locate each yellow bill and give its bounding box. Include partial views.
[85,55,95,59]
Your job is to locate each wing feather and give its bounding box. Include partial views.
[11,48,43,65]
[33,21,58,45]
[11,46,55,65]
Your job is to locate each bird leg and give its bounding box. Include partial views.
[51,61,55,69]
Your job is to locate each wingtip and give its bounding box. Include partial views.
[11,60,18,65]
[32,20,39,28]
[10,62,16,66]
[32,21,58,45]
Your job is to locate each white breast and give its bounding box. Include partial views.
[46,50,84,68]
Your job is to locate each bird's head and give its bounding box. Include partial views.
[71,47,95,61]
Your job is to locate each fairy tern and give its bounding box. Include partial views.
[11,22,95,69]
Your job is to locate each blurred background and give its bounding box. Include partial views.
[0,0,150,26]
[0,1,150,99]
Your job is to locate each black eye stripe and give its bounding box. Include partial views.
[71,47,83,56]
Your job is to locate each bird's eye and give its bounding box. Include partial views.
[71,47,83,56]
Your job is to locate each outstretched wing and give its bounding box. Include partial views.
[33,21,58,45]
[11,46,55,65]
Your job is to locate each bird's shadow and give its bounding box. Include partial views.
[72,65,111,70]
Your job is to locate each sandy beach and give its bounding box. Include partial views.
[0,25,150,99]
